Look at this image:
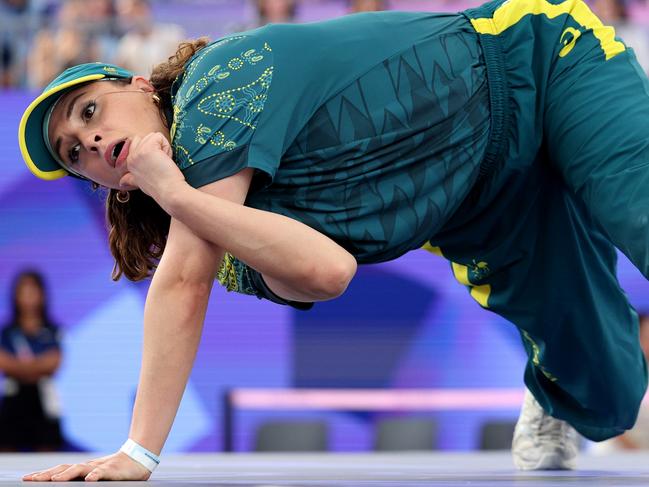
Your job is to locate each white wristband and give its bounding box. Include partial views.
[120,439,160,472]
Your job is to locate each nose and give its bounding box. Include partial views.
[81,133,103,155]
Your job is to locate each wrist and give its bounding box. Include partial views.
[120,438,161,472]
[126,432,162,456]
[160,180,191,218]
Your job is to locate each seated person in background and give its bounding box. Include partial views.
[591,0,649,73]
[224,0,297,35]
[0,270,64,452]
[349,0,387,12]
[26,0,112,89]
[114,0,185,76]
[0,0,36,87]
[255,0,297,25]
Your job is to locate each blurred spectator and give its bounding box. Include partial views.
[591,0,649,73]
[0,270,64,452]
[0,0,49,87]
[81,0,120,60]
[114,0,185,75]
[27,0,118,88]
[1,36,11,87]
[255,0,298,25]
[225,0,298,35]
[349,0,387,12]
[593,0,626,23]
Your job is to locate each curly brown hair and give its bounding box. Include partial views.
[107,37,210,281]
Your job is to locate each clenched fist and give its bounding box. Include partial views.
[119,132,186,204]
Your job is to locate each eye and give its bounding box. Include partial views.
[82,101,96,121]
[68,144,80,165]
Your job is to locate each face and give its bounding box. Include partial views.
[259,0,294,21]
[351,0,385,12]
[85,0,114,20]
[47,77,168,190]
[15,276,44,313]
[592,0,624,22]
[116,0,151,28]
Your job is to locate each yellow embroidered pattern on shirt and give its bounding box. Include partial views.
[171,37,273,170]
[196,66,273,129]
[195,124,237,151]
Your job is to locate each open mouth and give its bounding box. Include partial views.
[111,140,126,164]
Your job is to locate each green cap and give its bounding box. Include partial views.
[18,62,134,180]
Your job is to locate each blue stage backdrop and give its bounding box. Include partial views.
[2,92,649,453]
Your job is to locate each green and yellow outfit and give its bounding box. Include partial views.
[169,0,649,441]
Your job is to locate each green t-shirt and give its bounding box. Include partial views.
[170,10,490,268]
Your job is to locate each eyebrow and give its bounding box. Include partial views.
[66,91,86,121]
[53,90,87,163]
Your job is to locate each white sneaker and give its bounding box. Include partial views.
[512,389,580,470]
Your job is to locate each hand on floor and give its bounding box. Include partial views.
[22,451,151,482]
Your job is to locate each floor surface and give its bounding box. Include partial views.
[1,452,648,486]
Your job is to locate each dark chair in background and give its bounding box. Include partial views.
[479,420,517,450]
[253,420,328,452]
[373,417,438,451]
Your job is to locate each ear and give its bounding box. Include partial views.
[131,76,155,93]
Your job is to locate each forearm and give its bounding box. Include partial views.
[128,272,213,455]
[0,350,18,375]
[163,184,356,300]
[33,350,61,376]
[0,351,38,382]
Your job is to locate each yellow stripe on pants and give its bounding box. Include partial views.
[469,0,625,60]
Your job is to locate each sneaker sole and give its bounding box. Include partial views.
[515,452,576,471]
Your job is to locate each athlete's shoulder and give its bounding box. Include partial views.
[168,33,276,171]
[172,35,274,104]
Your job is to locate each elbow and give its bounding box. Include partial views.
[166,277,213,320]
[47,357,62,376]
[52,354,63,375]
[40,351,62,377]
[180,279,213,310]
[307,255,357,300]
